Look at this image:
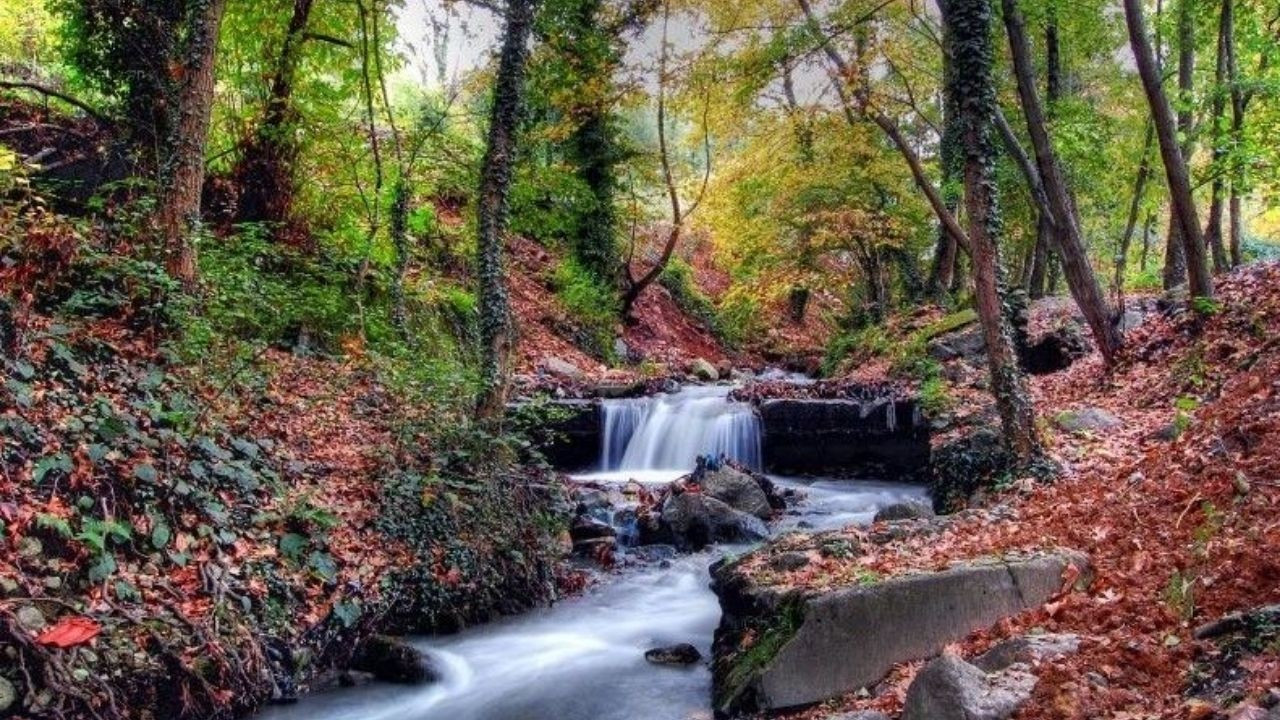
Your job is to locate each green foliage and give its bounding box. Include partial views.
[551,256,618,359]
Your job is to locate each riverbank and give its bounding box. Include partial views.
[733,263,1280,718]
[0,307,568,719]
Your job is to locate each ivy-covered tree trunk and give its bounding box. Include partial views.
[1002,0,1123,365]
[927,18,962,304]
[157,0,229,289]
[476,0,539,418]
[234,0,316,234]
[949,0,1042,465]
[1125,0,1213,301]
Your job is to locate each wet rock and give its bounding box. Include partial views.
[873,500,935,523]
[572,487,614,513]
[351,636,437,685]
[661,492,767,550]
[542,357,585,380]
[972,633,1081,672]
[570,515,617,543]
[0,676,16,713]
[690,358,719,381]
[1054,407,1122,433]
[627,544,678,563]
[338,670,376,688]
[597,379,644,398]
[700,467,772,520]
[759,398,930,478]
[644,643,702,666]
[901,654,1036,720]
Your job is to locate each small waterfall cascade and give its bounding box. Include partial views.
[599,386,762,471]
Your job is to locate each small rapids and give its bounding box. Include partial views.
[257,384,927,720]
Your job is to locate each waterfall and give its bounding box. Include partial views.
[599,386,762,472]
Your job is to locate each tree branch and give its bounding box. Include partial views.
[0,81,110,124]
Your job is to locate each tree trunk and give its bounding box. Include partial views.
[157,0,229,289]
[476,0,539,418]
[234,0,315,232]
[1002,0,1123,364]
[1205,0,1231,272]
[1117,122,1155,293]
[1224,0,1245,267]
[1140,210,1155,271]
[927,17,963,303]
[950,0,1042,465]
[1123,0,1213,300]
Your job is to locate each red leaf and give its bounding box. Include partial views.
[35,616,101,648]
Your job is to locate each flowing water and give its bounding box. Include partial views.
[258,385,927,720]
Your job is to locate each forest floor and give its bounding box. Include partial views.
[741,262,1280,719]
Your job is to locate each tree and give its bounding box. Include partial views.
[926,14,963,303]
[1123,0,1213,300]
[476,0,541,418]
[156,0,230,288]
[232,0,318,235]
[1001,0,1124,365]
[620,0,710,320]
[949,0,1043,464]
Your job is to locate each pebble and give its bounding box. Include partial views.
[16,606,45,632]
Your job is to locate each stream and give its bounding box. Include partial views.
[258,385,926,720]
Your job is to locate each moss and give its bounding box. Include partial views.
[715,594,807,712]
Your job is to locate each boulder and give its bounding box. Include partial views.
[901,654,1036,720]
[570,515,617,543]
[1054,407,1122,434]
[661,492,768,550]
[542,357,585,381]
[972,633,1081,672]
[690,358,719,381]
[351,635,436,685]
[644,643,703,666]
[700,467,773,520]
[873,500,936,523]
[768,552,811,572]
[712,550,1090,715]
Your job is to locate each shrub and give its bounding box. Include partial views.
[550,256,618,360]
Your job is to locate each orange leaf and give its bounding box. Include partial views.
[35,616,101,648]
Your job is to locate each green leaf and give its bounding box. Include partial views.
[151,521,171,550]
[88,553,117,583]
[334,599,362,628]
[308,550,337,581]
[279,533,307,560]
[33,453,73,483]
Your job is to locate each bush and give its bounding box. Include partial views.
[550,256,618,360]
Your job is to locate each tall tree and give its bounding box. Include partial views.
[1124,0,1213,300]
[1204,0,1232,272]
[156,0,230,288]
[476,0,541,418]
[620,0,710,320]
[949,0,1042,464]
[1001,0,1124,364]
[926,15,962,304]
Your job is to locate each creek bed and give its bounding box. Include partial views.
[256,475,926,720]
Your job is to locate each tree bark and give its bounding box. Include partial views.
[1224,0,1246,267]
[476,0,539,418]
[950,0,1042,465]
[234,0,316,233]
[156,0,229,289]
[1205,0,1231,272]
[1117,122,1155,293]
[927,15,963,303]
[621,0,710,320]
[1123,0,1213,300]
[1002,0,1123,364]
